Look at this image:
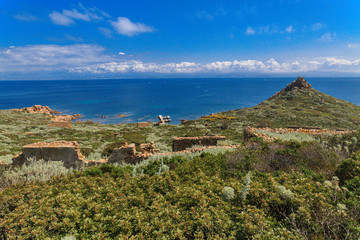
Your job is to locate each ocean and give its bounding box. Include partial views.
[1,77,360,124]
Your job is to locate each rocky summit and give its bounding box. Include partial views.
[282,76,312,92]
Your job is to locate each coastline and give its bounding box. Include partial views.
[1,77,360,124]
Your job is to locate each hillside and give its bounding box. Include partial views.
[1,77,360,162]
[205,77,360,130]
[1,77,360,239]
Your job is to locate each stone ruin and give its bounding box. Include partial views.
[243,126,354,142]
[137,122,152,128]
[108,142,160,164]
[12,141,85,168]
[48,114,82,129]
[140,142,160,154]
[172,136,226,152]
[108,143,140,164]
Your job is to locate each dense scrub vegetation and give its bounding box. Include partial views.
[1,140,360,239]
[1,79,360,238]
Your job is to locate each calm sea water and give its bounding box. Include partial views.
[1,78,359,124]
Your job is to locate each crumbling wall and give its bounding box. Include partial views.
[140,142,160,154]
[108,143,143,164]
[172,136,226,152]
[137,122,151,128]
[12,141,85,168]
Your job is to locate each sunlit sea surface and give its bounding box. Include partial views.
[1,78,359,124]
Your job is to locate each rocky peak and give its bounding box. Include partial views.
[282,77,312,92]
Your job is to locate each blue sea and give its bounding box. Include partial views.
[1,78,360,124]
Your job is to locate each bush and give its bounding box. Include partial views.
[79,148,94,157]
[82,164,133,178]
[222,187,235,201]
[0,159,72,189]
[101,141,125,157]
[336,156,360,184]
[226,141,340,177]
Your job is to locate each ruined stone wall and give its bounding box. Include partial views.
[137,122,151,128]
[12,141,85,168]
[108,143,144,164]
[243,126,354,142]
[172,136,226,152]
[140,142,160,154]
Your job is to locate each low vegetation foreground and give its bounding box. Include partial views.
[1,77,360,239]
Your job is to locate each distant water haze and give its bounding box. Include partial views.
[1,78,359,124]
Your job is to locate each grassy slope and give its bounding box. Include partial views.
[1,79,360,160]
[219,87,360,130]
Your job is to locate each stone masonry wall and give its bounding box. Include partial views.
[108,143,143,164]
[172,136,226,152]
[12,141,85,168]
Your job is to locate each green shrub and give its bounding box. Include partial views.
[226,141,339,177]
[335,157,360,184]
[82,164,133,179]
[101,141,125,157]
[0,159,72,189]
[277,185,294,200]
[79,147,94,157]
[239,172,251,202]
[222,187,235,201]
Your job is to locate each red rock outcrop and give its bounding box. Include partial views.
[14,105,81,128]
[51,114,81,122]
[282,77,312,92]
[14,105,60,115]
[48,114,81,129]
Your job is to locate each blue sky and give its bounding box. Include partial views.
[1,0,360,79]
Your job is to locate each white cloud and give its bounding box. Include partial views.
[311,23,324,31]
[98,27,113,38]
[49,11,74,26]
[194,8,226,20]
[14,13,38,22]
[0,44,114,72]
[62,9,91,21]
[195,10,214,20]
[320,32,336,41]
[245,26,255,35]
[246,25,294,35]
[71,57,360,74]
[348,43,360,49]
[110,17,154,37]
[49,4,109,26]
[285,25,293,33]
[1,44,360,78]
